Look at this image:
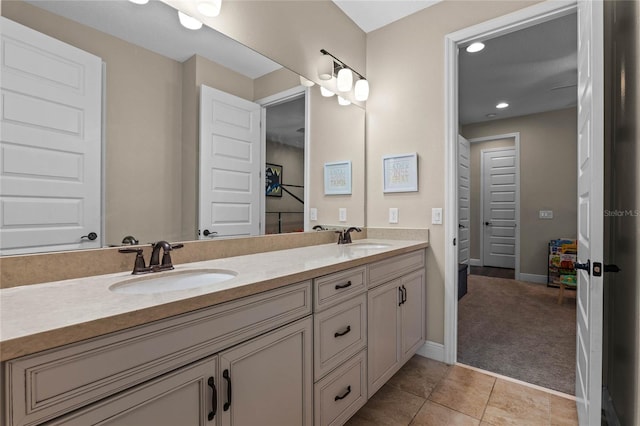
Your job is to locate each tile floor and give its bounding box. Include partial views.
[345,355,578,426]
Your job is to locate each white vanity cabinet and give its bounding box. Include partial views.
[367,252,425,397]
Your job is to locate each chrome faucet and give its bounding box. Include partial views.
[336,227,362,244]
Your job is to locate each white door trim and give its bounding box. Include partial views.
[443,0,578,365]
[470,134,520,279]
[255,86,310,232]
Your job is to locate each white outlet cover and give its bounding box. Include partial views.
[309,208,318,221]
[389,208,399,224]
[432,208,443,225]
[339,208,347,222]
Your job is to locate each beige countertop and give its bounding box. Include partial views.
[0,239,427,361]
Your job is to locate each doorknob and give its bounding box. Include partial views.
[484,222,492,226]
[575,259,590,273]
[604,264,621,273]
[459,224,466,229]
[81,232,98,241]
[203,229,217,237]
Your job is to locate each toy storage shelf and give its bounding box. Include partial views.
[547,239,577,288]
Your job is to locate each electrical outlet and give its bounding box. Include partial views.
[339,208,347,222]
[432,208,443,225]
[539,210,554,219]
[309,208,317,221]
[389,208,399,224]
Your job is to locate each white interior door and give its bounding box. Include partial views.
[0,18,102,255]
[481,148,516,269]
[458,135,471,266]
[199,85,261,239]
[576,0,604,423]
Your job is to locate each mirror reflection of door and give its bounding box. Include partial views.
[264,95,306,234]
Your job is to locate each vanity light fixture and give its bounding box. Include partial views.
[496,102,509,109]
[466,42,485,53]
[320,86,335,97]
[178,11,203,30]
[337,96,351,106]
[319,49,369,101]
[197,0,222,17]
[299,76,315,87]
[128,0,149,4]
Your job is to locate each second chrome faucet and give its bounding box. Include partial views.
[119,241,184,274]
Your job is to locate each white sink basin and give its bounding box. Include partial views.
[346,243,392,250]
[110,269,237,295]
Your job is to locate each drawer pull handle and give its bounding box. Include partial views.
[335,280,352,290]
[208,376,217,421]
[223,369,232,411]
[334,325,351,338]
[335,385,352,401]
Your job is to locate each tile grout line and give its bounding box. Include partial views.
[406,399,427,426]
[479,376,498,423]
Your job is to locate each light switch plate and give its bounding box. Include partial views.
[539,210,554,219]
[432,208,443,225]
[309,208,317,221]
[389,208,399,224]
[339,208,347,222]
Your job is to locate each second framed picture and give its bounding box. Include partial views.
[383,153,418,193]
[324,161,352,195]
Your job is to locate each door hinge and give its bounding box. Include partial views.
[453,237,457,246]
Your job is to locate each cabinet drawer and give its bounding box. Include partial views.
[5,281,311,426]
[314,266,366,311]
[314,294,367,381]
[314,350,367,426]
[369,250,425,288]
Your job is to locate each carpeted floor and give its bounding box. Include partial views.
[457,274,576,395]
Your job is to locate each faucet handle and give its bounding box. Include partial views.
[119,248,148,274]
[161,243,184,267]
[170,243,184,250]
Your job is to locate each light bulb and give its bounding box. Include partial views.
[496,102,509,109]
[354,79,369,101]
[178,11,203,30]
[337,68,353,92]
[338,96,351,106]
[317,55,334,81]
[129,0,149,4]
[197,0,221,17]
[299,76,315,87]
[320,86,335,97]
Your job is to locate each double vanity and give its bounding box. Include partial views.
[1,239,428,426]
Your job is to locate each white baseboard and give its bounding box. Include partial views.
[416,340,445,363]
[469,258,482,266]
[519,273,547,284]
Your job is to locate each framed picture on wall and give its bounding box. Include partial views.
[383,153,418,193]
[265,163,282,197]
[324,161,352,195]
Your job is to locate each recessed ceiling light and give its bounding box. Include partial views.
[129,0,149,4]
[466,42,485,53]
[496,102,509,109]
[178,11,203,30]
[486,113,497,118]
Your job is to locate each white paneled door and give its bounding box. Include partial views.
[0,18,102,255]
[482,148,516,269]
[199,85,261,239]
[458,135,471,266]
[576,0,604,424]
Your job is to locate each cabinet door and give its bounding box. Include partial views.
[400,269,425,362]
[48,357,219,426]
[218,317,313,426]
[367,279,401,398]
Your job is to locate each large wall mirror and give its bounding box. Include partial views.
[0,0,365,255]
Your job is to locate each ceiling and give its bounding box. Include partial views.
[332,0,441,33]
[25,0,281,79]
[459,13,578,125]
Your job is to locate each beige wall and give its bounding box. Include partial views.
[468,138,516,260]
[309,89,366,228]
[366,0,541,344]
[254,68,301,101]
[463,108,578,277]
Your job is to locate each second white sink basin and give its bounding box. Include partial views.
[110,269,237,295]
[346,243,392,250]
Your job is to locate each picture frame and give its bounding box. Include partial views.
[324,161,352,195]
[383,153,418,193]
[265,163,283,197]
